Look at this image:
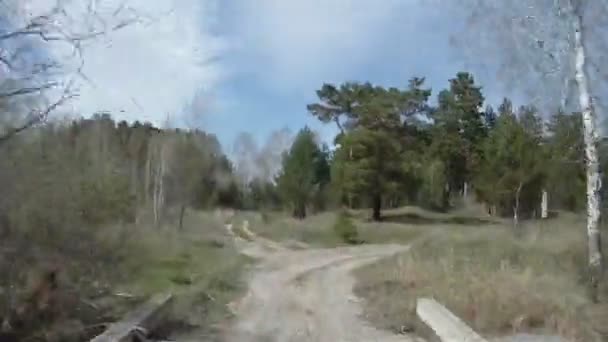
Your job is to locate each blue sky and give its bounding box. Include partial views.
[13,0,522,152]
[197,0,518,149]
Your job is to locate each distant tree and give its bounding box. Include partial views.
[311,79,431,220]
[166,135,205,229]
[431,72,486,200]
[484,105,497,129]
[545,111,586,211]
[276,127,324,219]
[475,106,545,224]
[311,143,332,211]
[518,105,544,140]
[335,126,402,220]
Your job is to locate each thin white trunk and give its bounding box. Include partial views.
[153,143,166,226]
[463,181,468,199]
[158,146,165,215]
[153,158,159,225]
[574,11,603,296]
[145,147,151,205]
[541,190,548,219]
[130,161,139,224]
[513,182,522,227]
[151,139,166,227]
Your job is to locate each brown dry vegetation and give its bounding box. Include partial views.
[0,209,249,341]
[353,208,608,341]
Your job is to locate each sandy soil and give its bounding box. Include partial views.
[222,236,424,342]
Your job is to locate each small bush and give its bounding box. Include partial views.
[333,212,362,244]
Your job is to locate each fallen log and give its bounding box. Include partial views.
[90,292,174,342]
[416,297,488,342]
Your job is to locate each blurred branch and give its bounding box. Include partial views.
[0,0,145,143]
[0,83,58,99]
[0,0,142,80]
[0,86,75,145]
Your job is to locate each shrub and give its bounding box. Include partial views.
[333,211,362,244]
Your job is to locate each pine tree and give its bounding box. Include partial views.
[431,72,486,199]
[276,127,324,219]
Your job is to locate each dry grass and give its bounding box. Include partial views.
[111,210,252,340]
[354,210,608,342]
[0,209,251,341]
[230,208,432,248]
[231,210,344,247]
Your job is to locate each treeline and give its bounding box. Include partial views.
[274,72,608,221]
[1,71,605,232]
[0,113,243,247]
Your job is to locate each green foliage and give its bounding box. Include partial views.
[309,79,431,220]
[332,211,361,244]
[546,111,586,211]
[419,159,449,211]
[276,127,329,218]
[241,178,281,210]
[1,115,241,238]
[431,72,486,195]
[306,71,589,219]
[474,106,545,217]
[78,174,135,225]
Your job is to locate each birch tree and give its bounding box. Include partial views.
[147,132,170,227]
[455,0,606,300]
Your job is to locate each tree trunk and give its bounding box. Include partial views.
[463,181,468,199]
[292,202,306,220]
[372,193,382,221]
[486,202,497,217]
[178,205,186,230]
[130,161,139,224]
[145,146,151,205]
[574,12,603,302]
[513,182,522,227]
[541,189,548,219]
[152,165,159,226]
[153,142,166,227]
[443,182,450,209]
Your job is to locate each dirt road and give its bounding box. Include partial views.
[222,237,423,342]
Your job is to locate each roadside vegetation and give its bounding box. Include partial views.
[354,208,608,341]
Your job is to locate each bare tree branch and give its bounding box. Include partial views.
[0,87,75,145]
[0,83,58,99]
[0,0,146,143]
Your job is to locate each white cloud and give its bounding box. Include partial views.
[15,0,228,126]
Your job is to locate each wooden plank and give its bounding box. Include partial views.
[90,292,174,342]
[416,298,488,342]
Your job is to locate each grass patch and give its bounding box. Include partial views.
[354,211,607,341]
[0,207,252,341]
[230,210,345,247]
[104,210,252,340]
[231,208,429,248]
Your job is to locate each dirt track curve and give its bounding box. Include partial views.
[222,234,424,342]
